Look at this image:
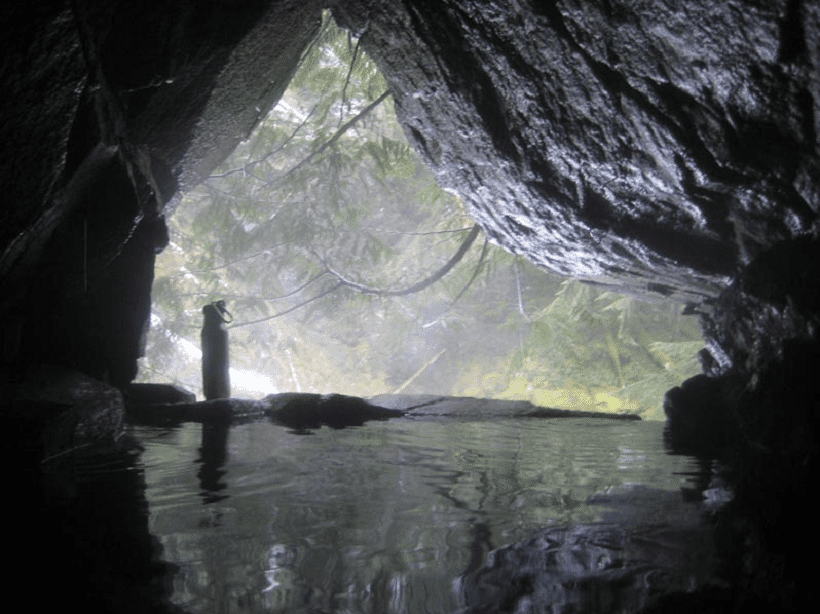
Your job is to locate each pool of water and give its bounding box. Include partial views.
[111,415,723,613]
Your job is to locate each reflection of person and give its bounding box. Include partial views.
[201,301,232,400]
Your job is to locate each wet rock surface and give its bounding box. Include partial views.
[333,0,820,302]
[125,392,638,431]
[662,374,732,456]
[1,1,819,609]
[5,365,124,461]
[124,382,197,407]
[2,1,817,385]
[1,0,322,384]
[370,393,640,420]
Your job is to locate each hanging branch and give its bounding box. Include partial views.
[339,35,363,126]
[204,225,480,329]
[452,237,489,304]
[228,281,344,329]
[264,89,391,187]
[177,271,330,302]
[364,225,476,237]
[320,224,481,297]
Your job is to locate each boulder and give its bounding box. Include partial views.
[123,382,196,407]
[8,365,124,461]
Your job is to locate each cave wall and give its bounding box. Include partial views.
[1,1,818,605]
[334,0,820,303]
[1,0,322,386]
[1,0,818,423]
[328,0,820,428]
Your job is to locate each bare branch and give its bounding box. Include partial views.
[339,36,363,126]
[514,257,532,322]
[391,348,447,394]
[452,237,490,304]
[175,271,330,302]
[265,89,391,187]
[228,281,343,329]
[321,224,481,297]
[207,104,319,180]
[364,225,476,237]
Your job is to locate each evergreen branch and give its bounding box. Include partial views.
[321,224,481,297]
[180,248,281,274]
[172,234,303,274]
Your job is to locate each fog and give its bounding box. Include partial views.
[137,14,702,419]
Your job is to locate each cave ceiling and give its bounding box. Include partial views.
[334,0,820,302]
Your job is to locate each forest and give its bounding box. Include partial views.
[137,14,703,420]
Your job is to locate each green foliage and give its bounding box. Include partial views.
[140,13,703,416]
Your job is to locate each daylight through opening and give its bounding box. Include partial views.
[138,14,702,418]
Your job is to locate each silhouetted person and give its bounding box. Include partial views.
[201,301,232,400]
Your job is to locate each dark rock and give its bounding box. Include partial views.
[676,239,820,609]
[692,239,820,462]
[265,392,405,431]
[127,398,269,426]
[21,438,186,614]
[7,365,124,461]
[128,392,638,432]
[127,393,404,430]
[20,212,169,387]
[123,382,196,407]
[664,237,820,461]
[333,0,820,302]
[1,0,322,383]
[704,237,820,380]
[663,374,732,456]
[369,393,640,420]
[738,339,819,463]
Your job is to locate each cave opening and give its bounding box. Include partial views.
[138,13,703,417]
[3,2,818,611]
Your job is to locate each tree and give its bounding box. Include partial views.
[140,12,703,418]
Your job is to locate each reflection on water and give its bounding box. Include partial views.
[132,417,720,613]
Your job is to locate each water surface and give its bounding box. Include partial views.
[129,416,719,613]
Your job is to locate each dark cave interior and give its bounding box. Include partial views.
[1,1,818,610]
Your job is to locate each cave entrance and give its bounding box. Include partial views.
[138,13,702,417]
